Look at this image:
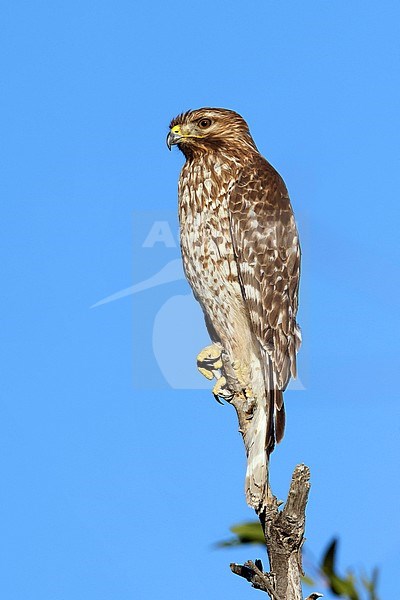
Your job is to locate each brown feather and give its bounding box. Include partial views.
[169,107,301,508]
[229,155,301,427]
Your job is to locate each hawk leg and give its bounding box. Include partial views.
[196,344,223,380]
[231,359,254,400]
[197,344,235,403]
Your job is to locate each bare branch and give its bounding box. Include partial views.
[230,560,284,599]
[230,462,313,599]
[226,384,323,600]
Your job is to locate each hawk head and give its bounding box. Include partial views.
[167,108,258,158]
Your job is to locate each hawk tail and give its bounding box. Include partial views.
[274,388,286,444]
[268,358,286,445]
[244,357,285,510]
[244,398,272,510]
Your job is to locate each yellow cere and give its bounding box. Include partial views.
[170,123,204,139]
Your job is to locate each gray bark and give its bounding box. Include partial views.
[229,395,322,599]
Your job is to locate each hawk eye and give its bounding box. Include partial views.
[198,118,212,129]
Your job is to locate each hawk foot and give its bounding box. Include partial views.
[213,376,235,403]
[197,344,223,381]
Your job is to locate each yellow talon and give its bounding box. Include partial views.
[212,376,234,400]
[197,344,222,364]
[212,376,228,397]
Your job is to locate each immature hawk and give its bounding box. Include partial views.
[167,108,301,509]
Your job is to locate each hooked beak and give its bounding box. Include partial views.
[166,125,183,150]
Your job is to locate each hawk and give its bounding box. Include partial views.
[167,108,301,509]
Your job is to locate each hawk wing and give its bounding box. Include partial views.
[228,155,301,393]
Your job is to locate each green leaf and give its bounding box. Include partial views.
[301,575,315,586]
[321,538,338,577]
[320,540,360,599]
[328,573,359,600]
[216,521,265,547]
[230,522,265,544]
[361,567,380,600]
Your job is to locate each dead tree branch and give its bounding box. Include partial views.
[228,394,322,599]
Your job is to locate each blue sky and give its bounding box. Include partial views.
[1,1,399,598]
